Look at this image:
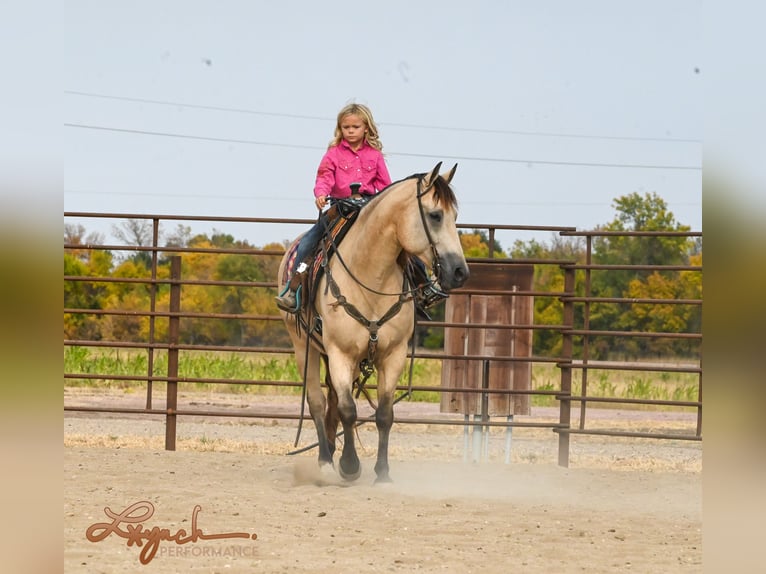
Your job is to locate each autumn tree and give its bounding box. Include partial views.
[64,225,112,339]
[459,229,504,258]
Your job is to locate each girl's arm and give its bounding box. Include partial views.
[374,155,392,192]
[313,150,337,199]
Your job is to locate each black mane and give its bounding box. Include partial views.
[375,172,458,210]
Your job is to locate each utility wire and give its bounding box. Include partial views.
[64,90,701,144]
[64,122,702,171]
[64,187,701,207]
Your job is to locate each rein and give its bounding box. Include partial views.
[325,174,443,299]
[321,173,442,364]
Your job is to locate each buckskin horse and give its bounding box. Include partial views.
[277,162,469,483]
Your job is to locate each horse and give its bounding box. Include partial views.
[277,162,469,483]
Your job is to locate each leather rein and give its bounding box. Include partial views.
[323,173,442,340]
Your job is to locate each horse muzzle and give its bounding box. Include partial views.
[437,253,470,291]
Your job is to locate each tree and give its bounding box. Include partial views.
[64,223,105,262]
[593,192,692,271]
[64,224,113,339]
[112,219,154,267]
[589,191,698,359]
[621,252,702,357]
[215,252,270,345]
[163,224,192,248]
[510,234,586,357]
[459,229,504,258]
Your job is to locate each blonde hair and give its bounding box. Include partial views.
[329,103,384,151]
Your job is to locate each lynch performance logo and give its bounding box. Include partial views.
[85,501,258,565]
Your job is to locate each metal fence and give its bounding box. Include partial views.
[64,212,702,466]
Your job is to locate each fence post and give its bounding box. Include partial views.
[146,217,160,409]
[558,265,575,467]
[165,255,181,451]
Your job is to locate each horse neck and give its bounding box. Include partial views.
[336,189,408,288]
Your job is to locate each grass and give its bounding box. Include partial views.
[64,346,700,409]
[530,366,700,409]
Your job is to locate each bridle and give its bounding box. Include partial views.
[325,172,444,300]
[414,175,443,288]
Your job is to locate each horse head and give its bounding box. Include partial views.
[404,162,470,292]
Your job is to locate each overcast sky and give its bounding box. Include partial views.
[65,0,702,248]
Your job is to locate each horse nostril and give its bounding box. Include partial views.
[454,266,469,286]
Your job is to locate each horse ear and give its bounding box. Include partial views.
[425,162,443,186]
[442,163,458,184]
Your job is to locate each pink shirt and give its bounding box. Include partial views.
[313,140,392,199]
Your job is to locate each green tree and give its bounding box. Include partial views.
[592,192,692,273]
[589,192,698,359]
[215,252,270,345]
[510,235,586,357]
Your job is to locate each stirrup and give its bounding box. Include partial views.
[276,286,301,313]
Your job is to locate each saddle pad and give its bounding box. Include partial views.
[281,238,302,286]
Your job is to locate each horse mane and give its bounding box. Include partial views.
[431,173,458,210]
[373,172,458,210]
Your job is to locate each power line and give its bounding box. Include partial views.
[65,90,701,144]
[65,188,302,202]
[65,187,701,208]
[65,122,323,152]
[64,122,702,171]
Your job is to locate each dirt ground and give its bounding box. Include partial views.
[64,389,702,573]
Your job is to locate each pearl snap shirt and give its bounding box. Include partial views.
[313,140,392,199]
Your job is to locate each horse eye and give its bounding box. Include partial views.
[428,211,443,224]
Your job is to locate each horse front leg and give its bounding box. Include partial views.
[374,351,407,483]
[328,357,361,481]
[337,388,361,481]
[373,391,395,483]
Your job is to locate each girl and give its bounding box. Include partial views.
[276,103,392,312]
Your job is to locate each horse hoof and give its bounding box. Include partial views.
[339,462,362,481]
[374,475,393,485]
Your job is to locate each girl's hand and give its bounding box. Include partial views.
[315,195,329,210]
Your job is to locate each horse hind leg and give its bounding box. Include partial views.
[323,370,340,459]
[295,339,334,469]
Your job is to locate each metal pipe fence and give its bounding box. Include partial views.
[64,212,702,466]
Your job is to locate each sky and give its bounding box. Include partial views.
[65,0,702,250]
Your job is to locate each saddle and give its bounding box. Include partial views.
[284,195,372,314]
